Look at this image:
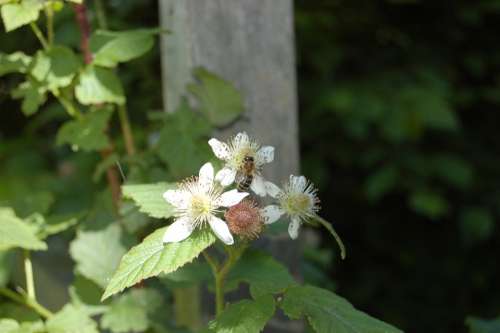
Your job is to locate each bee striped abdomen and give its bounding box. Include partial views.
[237,175,253,192]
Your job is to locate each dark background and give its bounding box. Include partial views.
[1,1,499,332]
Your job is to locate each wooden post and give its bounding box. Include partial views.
[159,1,300,331]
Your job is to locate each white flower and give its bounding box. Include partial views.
[162,162,249,245]
[208,132,274,196]
[261,175,320,239]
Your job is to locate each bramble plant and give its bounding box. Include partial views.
[0,1,404,332]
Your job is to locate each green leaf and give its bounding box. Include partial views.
[208,295,275,333]
[1,0,42,32]
[0,250,14,286]
[25,212,79,239]
[227,250,295,298]
[281,285,403,333]
[0,208,47,251]
[188,67,244,127]
[46,304,99,333]
[409,190,449,219]
[11,80,47,116]
[0,52,32,76]
[101,289,163,333]
[101,227,216,300]
[56,108,113,151]
[121,182,175,219]
[460,207,494,244]
[30,47,80,91]
[466,316,500,333]
[0,319,18,332]
[0,319,45,333]
[156,99,213,177]
[75,66,125,105]
[364,165,398,201]
[93,152,119,182]
[92,29,156,68]
[70,224,127,288]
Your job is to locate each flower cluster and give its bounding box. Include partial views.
[162,132,329,246]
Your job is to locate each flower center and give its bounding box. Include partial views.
[283,193,312,216]
[190,195,214,224]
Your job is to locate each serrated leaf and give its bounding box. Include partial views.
[188,67,244,127]
[102,227,216,300]
[281,285,403,333]
[0,319,45,333]
[75,65,125,105]
[0,207,47,251]
[46,304,99,333]
[122,182,175,219]
[1,0,42,32]
[92,29,156,68]
[11,79,47,115]
[30,46,80,91]
[70,224,127,288]
[0,52,32,76]
[227,250,295,298]
[56,108,112,151]
[101,289,163,333]
[156,99,213,177]
[466,316,500,333]
[208,295,275,333]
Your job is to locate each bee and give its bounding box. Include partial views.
[237,155,256,192]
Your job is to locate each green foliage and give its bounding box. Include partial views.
[30,46,80,92]
[409,190,449,220]
[0,319,44,333]
[208,295,275,333]
[0,52,31,76]
[101,289,163,333]
[121,182,175,219]
[466,316,500,333]
[460,208,494,244]
[280,285,403,333]
[102,227,216,300]
[45,304,99,333]
[188,67,244,127]
[227,250,295,298]
[156,100,213,178]
[0,208,47,251]
[91,29,157,68]
[11,79,47,116]
[1,0,42,32]
[75,66,125,105]
[69,224,127,288]
[56,108,113,151]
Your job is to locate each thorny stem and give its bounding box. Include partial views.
[118,104,137,156]
[0,287,53,319]
[209,243,248,316]
[23,250,36,300]
[29,22,48,49]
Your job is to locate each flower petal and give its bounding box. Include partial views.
[208,216,234,245]
[256,146,274,164]
[208,138,230,160]
[218,189,249,207]
[233,132,249,148]
[250,175,266,197]
[261,205,284,224]
[288,216,301,239]
[198,162,214,192]
[264,181,281,198]
[215,167,237,186]
[163,189,189,208]
[290,175,307,192]
[162,217,194,243]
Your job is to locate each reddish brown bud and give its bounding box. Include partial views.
[224,199,263,240]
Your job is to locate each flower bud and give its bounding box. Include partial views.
[224,199,263,240]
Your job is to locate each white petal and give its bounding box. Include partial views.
[256,146,274,164]
[198,162,214,192]
[215,167,237,186]
[264,181,281,198]
[290,175,307,191]
[250,175,266,197]
[163,189,189,208]
[163,218,194,243]
[288,216,301,239]
[208,138,230,160]
[218,189,249,207]
[261,205,284,224]
[208,216,234,245]
[233,132,249,147]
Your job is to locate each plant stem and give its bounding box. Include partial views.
[117,105,136,156]
[94,0,108,30]
[23,250,36,300]
[29,22,49,49]
[45,5,54,46]
[0,287,53,319]
[314,214,346,260]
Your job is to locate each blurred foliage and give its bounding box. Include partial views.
[296,0,500,332]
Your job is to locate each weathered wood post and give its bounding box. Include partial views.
[159,1,301,331]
